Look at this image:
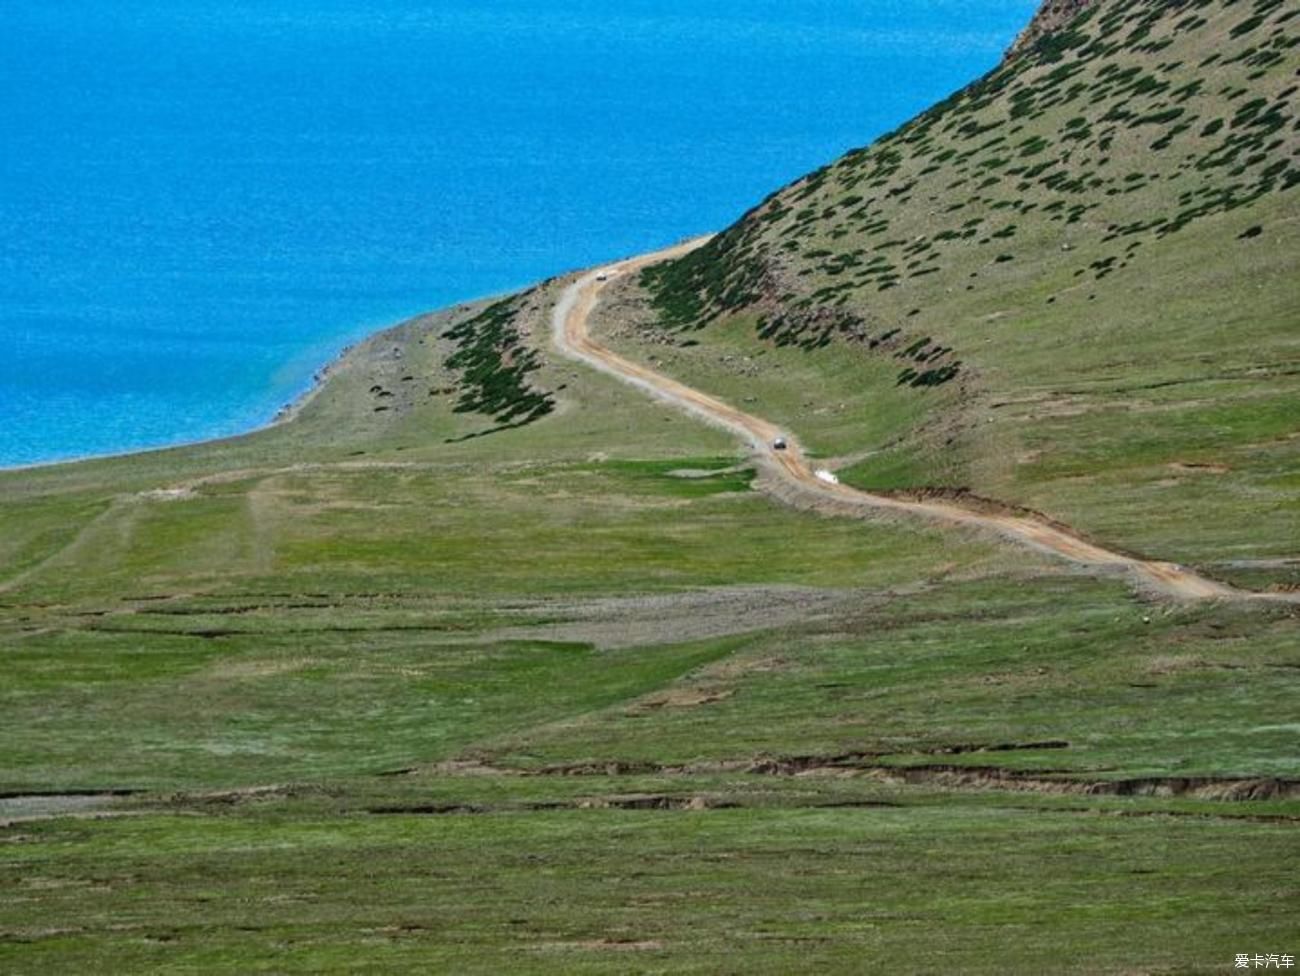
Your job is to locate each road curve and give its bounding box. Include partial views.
[551,240,1285,603]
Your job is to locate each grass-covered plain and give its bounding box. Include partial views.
[4,797,1297,974]
[2,447,1296,972]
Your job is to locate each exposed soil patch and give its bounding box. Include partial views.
[629,688,734,712]
[437,751,1298,802]
[867,766,1300,801]
[366,794,736,815]
[488,585,863,650]
[534,939,665,953]
[368,803,486,815]
[1168,461,1231,474]
[174,784,330,806]
[888,486,1092,534]
[522,742,1070,777]
[137,487,196,502]
[577,793,738,811]
[703,654,791,680]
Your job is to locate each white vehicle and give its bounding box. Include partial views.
[772,437,788,450]
[595,272,609,281]
[814,469,839,485]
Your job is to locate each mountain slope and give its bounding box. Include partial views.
[629,0,1298,586]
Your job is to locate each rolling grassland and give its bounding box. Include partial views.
[2,0,1296,970]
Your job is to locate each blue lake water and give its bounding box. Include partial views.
[0,0,1036,467]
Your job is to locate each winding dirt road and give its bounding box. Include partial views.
[551,240,1288,603]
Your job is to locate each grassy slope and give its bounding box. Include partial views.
[1,1,1298,972]
[634,0,1300,585]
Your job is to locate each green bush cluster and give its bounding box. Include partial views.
[441,299,555,430]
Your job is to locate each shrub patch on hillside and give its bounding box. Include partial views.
[441,299,555,436]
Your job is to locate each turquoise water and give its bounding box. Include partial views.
[0,1,1035,466]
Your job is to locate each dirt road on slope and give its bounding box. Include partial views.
[551,240,1291,603]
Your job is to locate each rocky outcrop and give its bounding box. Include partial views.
[1006,0,1098,59]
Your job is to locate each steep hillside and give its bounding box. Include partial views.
[630,0,1298,583]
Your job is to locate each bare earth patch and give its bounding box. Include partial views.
[489,585,860,650]
[535,939,666,953]
[1168,461,1231,474]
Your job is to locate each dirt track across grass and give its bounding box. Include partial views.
[552,240,1294,603]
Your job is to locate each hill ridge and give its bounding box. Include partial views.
[1008,0,1099,60]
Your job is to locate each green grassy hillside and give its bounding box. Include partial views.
[1,1,1297,971]
[632,0,1299,585]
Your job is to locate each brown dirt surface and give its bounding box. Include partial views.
[488,585,865,650]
